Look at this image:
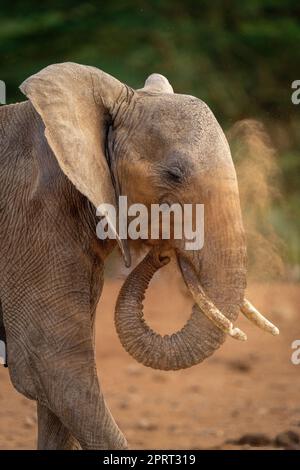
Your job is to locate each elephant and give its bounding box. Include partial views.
[0,62,279,449]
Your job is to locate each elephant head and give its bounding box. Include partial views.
[20,63,279,372]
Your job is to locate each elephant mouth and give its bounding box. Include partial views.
[114,247,279,371]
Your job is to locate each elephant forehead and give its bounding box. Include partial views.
[114,92,230,173]
[129,93,220,141]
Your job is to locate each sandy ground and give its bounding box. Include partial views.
[0,268,300,450]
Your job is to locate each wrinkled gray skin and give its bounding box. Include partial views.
[0,63,246,449]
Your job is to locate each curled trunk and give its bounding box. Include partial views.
[115,248,225,370]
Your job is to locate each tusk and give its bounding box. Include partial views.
[192,290,247,341]
[178,256,247,341]
[241,299,279,336]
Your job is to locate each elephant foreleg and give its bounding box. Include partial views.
[37,403,80,450]
[2,247,127,450]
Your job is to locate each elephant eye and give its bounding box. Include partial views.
[164,166,184,184]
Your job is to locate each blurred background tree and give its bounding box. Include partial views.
[0,0,299,269]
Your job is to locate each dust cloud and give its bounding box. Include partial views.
[228,119,284,280]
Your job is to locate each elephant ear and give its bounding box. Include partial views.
[20,62,131,266]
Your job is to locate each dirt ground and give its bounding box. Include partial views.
[0,266,300,450]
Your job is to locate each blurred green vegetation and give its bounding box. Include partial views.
[0,0,299,267]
